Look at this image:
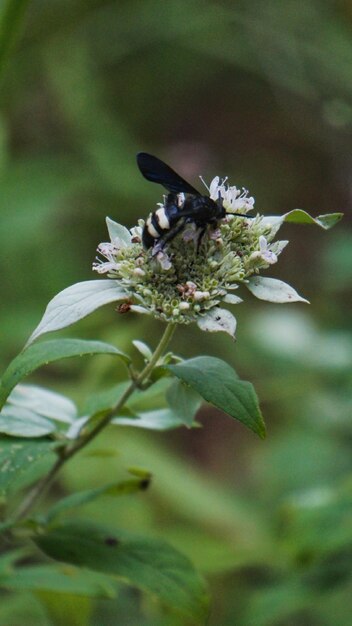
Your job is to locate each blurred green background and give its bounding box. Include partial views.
[1,0,352,624]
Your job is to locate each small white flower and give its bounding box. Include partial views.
[258,235,278,265]
[92,242,121,274]
[156,250,172,270]
[209,177,255,214]
[193,290,210,301]
[250,236,278,265]
[130,225,143,240]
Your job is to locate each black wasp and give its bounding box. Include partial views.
[137,152,249,253]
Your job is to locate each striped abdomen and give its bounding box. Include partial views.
[142,204,180,249]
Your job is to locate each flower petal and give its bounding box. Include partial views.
[246,277,309,304]
[261,250,278,265]
[270,240,289,256]
[26,280,128,346]
[197,307,237,337]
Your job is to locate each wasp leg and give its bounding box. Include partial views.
[196,227,206,253]
[152,218,187,255]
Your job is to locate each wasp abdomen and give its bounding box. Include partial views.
[143,200,181,249]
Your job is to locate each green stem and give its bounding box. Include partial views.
[11,323,176,522]
[0,0,29,80]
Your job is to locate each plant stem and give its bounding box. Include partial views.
[11,323,176,522]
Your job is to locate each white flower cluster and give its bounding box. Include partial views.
[209,177,255,214]
[26,177,340,345]
[91,176,308,337]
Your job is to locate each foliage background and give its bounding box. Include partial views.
[0,0,351,624]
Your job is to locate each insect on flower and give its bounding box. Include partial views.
[137,152,252,253]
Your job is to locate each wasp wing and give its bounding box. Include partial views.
[137,152,200,195]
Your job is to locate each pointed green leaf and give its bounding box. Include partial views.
[0,405,55,437]
[106,217,131,245]
[166,379,202,427]
[35,520,209,622]
[0,438,58,496]
[2,564,117,598]
[197,307,237,337]
[132,340,153,361]
[112,408,193,431]
[44,477,151,524]
[0,339,129,409]
[26,280,128,346]
[8,384,76,424]
[283,209,343,229]
[166,356,265,438]
[262,210,343,236]
[246,276,309,304]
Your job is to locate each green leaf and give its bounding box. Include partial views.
[0,339,129,410]
[0,405,56,437]
[197,307,237,337]
[112,408,194,431]
[8,384,77,424]
[43,477,151,523]
[0,438,58,496]
[166,356,266,438]
[26,280,128,346]
[35,520,209,622]
[283,209,343,229]
[246,277,309,304]
[166,379,202,427]
[106,217,131,245]
[132,339,153,361]
[262,210,343,236]
[2,564,117,598]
